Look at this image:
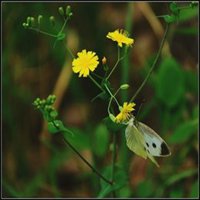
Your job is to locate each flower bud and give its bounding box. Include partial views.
[26,16,31,26]
[120,84,129,90]
[49,16,55,26]
[22,22,28,28]
[118,106,123,112]
[50,110,58,118]
[30,17,35,26]
[102,56,107,65]
[58,7,64,16]
[109,113,116,122]
[37,15,43,25]
[66,5,73,17]
[41,99,46,105]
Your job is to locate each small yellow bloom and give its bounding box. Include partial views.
[115,102,136,123]
[106,29,134,47]
[72,49,99,77]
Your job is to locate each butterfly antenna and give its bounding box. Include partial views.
[134,99,145,124]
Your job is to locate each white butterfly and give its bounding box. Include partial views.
[125,116,171,167]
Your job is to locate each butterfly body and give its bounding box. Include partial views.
[125,117,171,167]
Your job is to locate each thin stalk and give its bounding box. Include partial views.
[59,16,69,34]
[129,23,170,102]
[89,74,104,92]
[28,27,57,38]
[66,46,75,59]
[106,47,120,80]
[104,84,120,109]
[63,137,113,185]
[50,121,112,185]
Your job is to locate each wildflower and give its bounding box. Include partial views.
[106,29,134,47]
[72,49,99,77]
[115,102,136,123]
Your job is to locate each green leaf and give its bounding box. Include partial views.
[169,119,198,144]
[48,120,73,135]
[155,57,185,108]
[98,165,127,198]
[103,117,126,132]
[136,180,154,197]
[164,15,176,23]
[101,78,111,89]
[190,180,198,198]
[65,128,90,150]
[92,123,110,157]
[165,169,197,186]
[48,120,60,134]
[98,185,113,198]
[169,2,179,16]
[116,185,132,198]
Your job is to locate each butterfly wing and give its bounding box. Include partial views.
[138,122,171,157]
[125,120,159,167]
[125,122,147,159]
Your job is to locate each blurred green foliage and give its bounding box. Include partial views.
[92,124,110,157]
[156,57,185,108]
[98,165,128,198]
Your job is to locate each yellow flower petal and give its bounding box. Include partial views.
[72,50,99,77]
[107,29,134,47]
[115,102,136,123]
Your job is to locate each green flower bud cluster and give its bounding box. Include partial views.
[33,95,58,122]
[23,15,44,28]
[163,2,180,23]
[33,95,73,135]
[159,2,198,24]
[58,5,73,19]
[22,5,73,45]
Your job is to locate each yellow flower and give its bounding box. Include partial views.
[106,29,134,47]
[72,49,99,77]
[115,102,136,123]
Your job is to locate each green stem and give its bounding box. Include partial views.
[104,84,120,109]
[89,75,104,91]
[59,16,69,34]
[129,24,170,102]
[50,121,112,185]
[66,46,75,59]
[106,47,121,80]
[62,137,113,185]
[28,27,57,38]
